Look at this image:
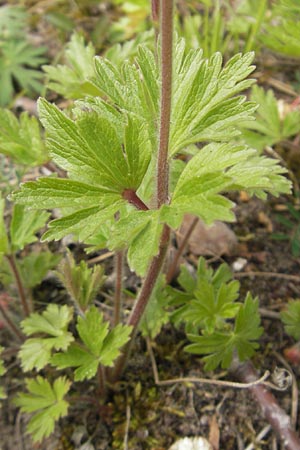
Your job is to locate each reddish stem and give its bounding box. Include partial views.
[6,255,30,316]
[166,216,199,284]
[0,299,25,342]
[233,360,300,450]
[122,189,149,211]
[157,0,174,208]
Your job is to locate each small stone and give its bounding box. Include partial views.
[169,437,212,450]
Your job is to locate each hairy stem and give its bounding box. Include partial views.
[157,0,174,208]
[110,0,174,383]
[97,365,107,401]
[111,225,170,382]
[122,189,149,211]
[0,299,25,342]
[232,360,300,450]
[166,216,199,284]
[113,251,124,327]
[6,254,30,317]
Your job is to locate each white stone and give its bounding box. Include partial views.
[169,437,212,450]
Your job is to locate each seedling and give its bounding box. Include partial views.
[0,0,296,445]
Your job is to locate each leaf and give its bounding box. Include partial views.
[108,209,163,276]
[14,376,71,443]
[185,293,263,370]
[241,86,300,151]
[139,275,170,338]
[43,33,101,99]
[57,251,105,311]
[0,37,47,106]
[281,300,300,340]
[19,251,61,288]
[51,306,132,381]
[19,305,74,371]
[10,205,50,251]
[170,44,256,155]
[0,109,47,166]
[164,142,291,227]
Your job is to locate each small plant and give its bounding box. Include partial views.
[0,0,297,446]
[272,201,300,257]
[0,5,47,106]
[240,85,300,151]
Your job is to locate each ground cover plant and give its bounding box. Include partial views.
[1,1,300,449]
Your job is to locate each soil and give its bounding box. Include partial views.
[1,195,300,450]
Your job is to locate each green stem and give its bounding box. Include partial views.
[6,254,30,317]
[113,251,124,327]
[244,0,267,53]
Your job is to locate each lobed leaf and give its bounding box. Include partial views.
[14,376,71,443]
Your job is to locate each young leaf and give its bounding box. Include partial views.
[43,33,101,99]
[56,251,105,312]
[14,376,71,443]
[185,293,263,371]
[51,306,132,381]
[281,300,300,340]
[19,305,74,371]
[10,205,50,252]
[19,251,61,288]
[0,109,47,166]
[241,86,300,151]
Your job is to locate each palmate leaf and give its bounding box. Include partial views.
[14,376,71,443]
[281,300,300,340]
[0,109,47,166]
[186,294,263,371]
[12,99,151,245]
[168,258,240,332]
[163,142,291,228]
[241,86,300,151]
[169,41,256,155]
[43,33,101,99]
[19,305,74,371]
[10,205,50,251]
[51,306,132,381]
[19,251,61,288]
[0,40,47,106]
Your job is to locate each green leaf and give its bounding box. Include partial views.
[0,37,47,106]
[14,376,71,443]
[19,305,74,371]
[281,300,300,340]
[185,293,263,370]
[139,275,170,338]
[0,109,47,166]
[51,306,132,380]
[43,33,101,99]
[10,205,50,251]
[108,209,163,276]
[170,44,256,155]
[241,86,300,151]
[56,251,105,311]
[19,251,61,288]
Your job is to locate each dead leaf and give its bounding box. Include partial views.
[208,415,220,450]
